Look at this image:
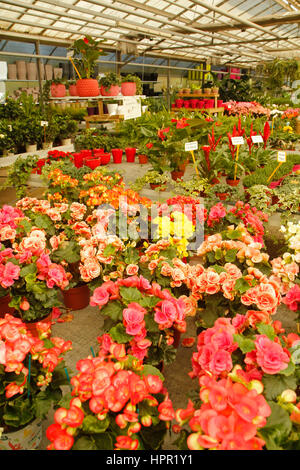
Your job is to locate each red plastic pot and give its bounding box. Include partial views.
[62,284,90,310]
[190,99,198,109]
[85,158,101,169]
[217,100,223,107]
[121,82,136,96]
[69,84,78,96]
[125,148,136,163]
[175,99,184,108]
[183,100,190,108]
[197,100,204,108]
[76,79,99,97]
[73,153,84,168]
[50,83,66,98]
[216,192,229,201]
[100,85,120,96]
[150,183,166,191]
[171,170,184,181]
[100,153,111,165]
[226,178,240,187]
[80,150,93,157]
[138,154,148,164]
[111,149,123,163]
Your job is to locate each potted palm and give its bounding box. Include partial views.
[121,74,142,96]
[0,314,71,450]
[99,72,121,96]
[69,35,106,97]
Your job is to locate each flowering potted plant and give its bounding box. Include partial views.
[69,35,106,97]
[99,72,121,96]
[121,74,142,96]
[89,275,188,367]
[130,170,171,192]
[46,336,175,450]
[0,314,72,450]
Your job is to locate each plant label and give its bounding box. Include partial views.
[8,124,12,131]
[185,141,198,151]
[251,135,263,143]
[277,151,286,163]
[40,121,48,127]
[231,136,244,146]
[66,51,74,58]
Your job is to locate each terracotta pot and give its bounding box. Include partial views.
[76,79,99,97]
[51,83,66,98]
[16,61,26,80]
[171,170,184,181]
[62,284,90,310]
[0,418,42,451]
[0,294,15,318]
[216,192,229,201]
[125,147,136,162]
[44,64,53,80]
[25,312,52,338]
[111,149,123,163]
[69,84,78,96]
[7,64,17,80]
[100,85,120,96]
[226,178,240,187]
[138,154,148,164]
[26,62,37,80]
[121,82,136,96]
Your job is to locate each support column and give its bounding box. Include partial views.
[35,40,44,111]
[167,58,171,110]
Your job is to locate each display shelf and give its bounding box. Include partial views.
[172,107,224,114]
[5,79,46,82]
[49,95,146,101]
[176,93,218,98]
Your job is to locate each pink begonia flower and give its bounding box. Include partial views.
[123,303,146,336]
[90,286,110,307]
[255,335,290,375]
[0,262,20,288]
[283,285,300,312]
[0,340,6,364]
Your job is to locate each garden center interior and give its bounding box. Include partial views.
[0,0,299,452]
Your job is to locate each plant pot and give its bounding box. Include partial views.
[0,418,42,451]
[204,88,211,94]
[150,183,166,191]
[44,64,53,80]
[61,138,72,146]
[111,148,123,163]
[73,152,84,168]
[182,88,190,94]
[138,154,148,164]
[42,142,53,150]
[53,67,63,79]
[62,284,90,310]
[211,177,220,185]
[172,327,181,349]
[171,170,184,181]
[87,106,95,116]
[16,61,26,80]
[100,153,111,165]
[76,79,99,97]
[0,294,15,318]
[216,192,229,201]
[211,87,219,94]
[272,196,279,205]
[107,103,119,115]
[226,178,240,187]
[69,84,78,96]
[7,64,17,80]
[85,158,101,169]
[125,147,136,163]
[25,312,53,338]
[100,85,120,96]
[26,62,37,81]
[26,143,37,153]
[121,82,136,96]
[50,83,66,98]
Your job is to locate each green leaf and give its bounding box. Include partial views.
[225,248,238,263]
[278,360,295,377]
[256,323,275,340]
[72,436,97,450]
[20,263,37,277]
[234,277,251,294]
[144,314,159,333]
[103,244,116,257]
[138,364,164,382]
[227,229,242,240]
[109,323,132,343]
[32,214,55,236]
[214,248,222,260]
[93,433,114,450]
[124,247,140,265]
[119,286,143,303]
[52,240,80,264]
[172,429,189,450]
[100,300,123,322]
[259,402,292,450]
[140,420,167,450]
[209,265,226,274]
[81,415,109,434]
[139,295,161,308]
[233,334,255,353]
[262,374,297,401]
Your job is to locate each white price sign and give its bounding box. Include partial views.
[121,97,142,120]
[277,151,286,163]
[66,51,74,58]
[231,136,244,146]
[40,121,48,127]
[185,141,198,151]
[251,135,263,144]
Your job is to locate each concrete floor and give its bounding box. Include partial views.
[0,147,298,450]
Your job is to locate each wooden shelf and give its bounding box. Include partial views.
[172,107,224,113]
[176,93,219,98]
[84,114,124,128]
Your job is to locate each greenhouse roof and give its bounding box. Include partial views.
[0,0,299,67]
